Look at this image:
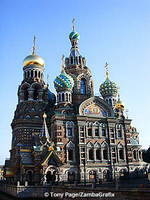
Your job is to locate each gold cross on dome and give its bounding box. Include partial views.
[32,35,36,55]
[105,62,109,78]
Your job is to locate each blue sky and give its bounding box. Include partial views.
[0,0,150,164]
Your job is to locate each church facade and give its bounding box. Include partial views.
[4,26,147,185]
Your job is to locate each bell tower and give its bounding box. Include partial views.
[64,20,94,108]
[10,37,56,182]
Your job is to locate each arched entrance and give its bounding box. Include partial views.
[46,171,56,183]
[45,166,58,184]
[25,170,33,185]
[119,169,127,180]
[89,170,97,183]
[103,170,111,181]
[68,171,75,183]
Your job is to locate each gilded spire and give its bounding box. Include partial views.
[72,18,75,31]
[105,62,109,79]
[32,35,36,55]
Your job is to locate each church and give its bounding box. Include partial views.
[4,23,147,185]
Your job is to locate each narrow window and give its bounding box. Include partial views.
[59,93,61,102]
[133,150,137,160]
[38,71,40,78]
[80,78,86,94]
[109,99,112,106]
[69,94,71,101]
[71,57,73,64]
[119,149,124,160]
[89,149,94,160]
[96,149,101,160]
[88,128,92,136]
[62,93,64,101]
[66,93,68,102]
[103,149,108,160]
[118,129,122,137]
[68,149,73,160]
[67,127,73,137]
[95,128,99,136]
[35,71,37,77]
[33,90,38,100]
[31,70,33,78]
[102,128,106,136]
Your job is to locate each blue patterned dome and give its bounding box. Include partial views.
[54,71,74,92]
[48,90,56,105]
[100,77,118,98]
[69,31,80,40]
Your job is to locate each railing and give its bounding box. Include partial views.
[0,178,150,198]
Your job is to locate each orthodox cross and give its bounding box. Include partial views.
[105,62,109,78]
[72,18,75,31]
[32,35,36,55]
[61,54,65,72]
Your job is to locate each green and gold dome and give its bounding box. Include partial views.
[100,77,118,98]
[54,70,74,92]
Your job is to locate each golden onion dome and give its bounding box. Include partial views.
[115,98,125,110]
[23,54,45,67]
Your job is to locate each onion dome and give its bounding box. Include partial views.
[100,77,118,98]
[48,90,56,105]
[54,70,74,92]
[100,62,118,98]
[69,31,80,41]
[23,54,45,67]
[114,95,124,110]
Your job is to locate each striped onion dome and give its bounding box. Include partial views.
[69,31,80,40]
[100,77,118,98]
[54,71,74,92]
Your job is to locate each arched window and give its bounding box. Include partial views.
[66,93,68,102]
[118,129,122,137]
[68,149,73,160]
[109,99,112,106]
[35,71,37,77]
[38,71,40,78]
[31,70,33,78]
[69,94,71,101]
[59,93,61,102]
[133,150,137,160]
[119,149,124,160]
[80,78,86,94]
[62,93,65,101]
[89,149,94,160]
[67,127,73,137]
[96,149,101,160]
[102,128,106,136]
[103,149,108,160]
[66,121,74,137]
[33,90,38,100]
